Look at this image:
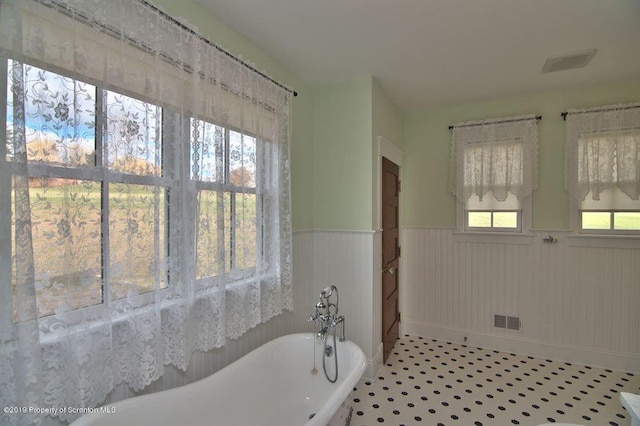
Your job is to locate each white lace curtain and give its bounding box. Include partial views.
[0,0,292,423]
[448,115,539,202]
[564,103,640,202]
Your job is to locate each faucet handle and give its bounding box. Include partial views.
[331,315,344,326]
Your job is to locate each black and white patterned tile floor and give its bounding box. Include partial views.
[351,335,639,426]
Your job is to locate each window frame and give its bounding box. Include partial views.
[0,57,12,335]
[464,209,523,232]
[4,58,264,319]
[450,118,538,236]
[5,59,172,316]
[191,119,262,285]
[455,132,532,234]
[102,87,171,304]
[573,206,640,236]
[457,195,531,234]
[569,132,640,236]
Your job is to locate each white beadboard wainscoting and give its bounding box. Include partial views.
[400,227,640,373]
[295,229,379,378]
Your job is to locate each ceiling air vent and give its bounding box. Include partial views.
[542,49,597,73]
[494,314,521,331]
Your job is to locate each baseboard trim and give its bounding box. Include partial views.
[365,343,385,380]
[402,320,640,374]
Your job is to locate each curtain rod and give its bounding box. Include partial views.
[449,115,542,130]
[136,0,297,97]
[561,104,640,120]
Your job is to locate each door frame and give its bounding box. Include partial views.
[375,136,403,371]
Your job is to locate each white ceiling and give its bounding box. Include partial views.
[194,0,640,111]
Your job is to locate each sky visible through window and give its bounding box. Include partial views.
[6,61,256,183]
[6,61,96,164]
[6,60,164,173]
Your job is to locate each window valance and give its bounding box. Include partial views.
[564,102,640,202]
[0,0,284,138]
[448,114,539,203]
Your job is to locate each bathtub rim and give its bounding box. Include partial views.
[70,332,367,426]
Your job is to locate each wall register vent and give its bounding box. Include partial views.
[494,314,521,331]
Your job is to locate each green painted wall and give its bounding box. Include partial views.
[372,78,403,229]
[372,79,403,150]
[310,76,403,231]
[149,0,315,231]
[311,76,373,230]
[403,80,640,229]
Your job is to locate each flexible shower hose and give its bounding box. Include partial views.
[323,329,338,383]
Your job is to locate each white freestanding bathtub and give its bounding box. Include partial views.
[71,333,367,426]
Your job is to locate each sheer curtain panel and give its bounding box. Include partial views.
[0,0,293,423]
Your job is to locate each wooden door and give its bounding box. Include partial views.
[382,157,400,363]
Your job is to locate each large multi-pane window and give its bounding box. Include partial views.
[5,59,261,317]
[1,1,292,417]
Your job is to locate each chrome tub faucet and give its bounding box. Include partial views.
[309,285,345,342]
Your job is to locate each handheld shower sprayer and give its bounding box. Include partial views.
[309,285,345,383]
[321,286,335,298]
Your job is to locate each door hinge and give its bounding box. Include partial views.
[397,246,401,257]
[398,180,401,192]
[398,312,401,323]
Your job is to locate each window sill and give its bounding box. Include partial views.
[33,272,271,346]
[566,233,640,249]
[453,231,535,245]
